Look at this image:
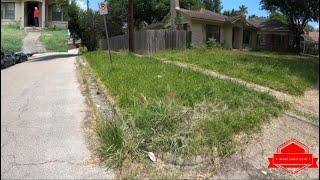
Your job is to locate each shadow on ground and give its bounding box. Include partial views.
[28,54,78,62]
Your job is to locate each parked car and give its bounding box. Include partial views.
[1,54,15,68]
[14,52,28,63]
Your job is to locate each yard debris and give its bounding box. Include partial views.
[261,170,267,175]
[157,75,163,78]
[147,152,156,162]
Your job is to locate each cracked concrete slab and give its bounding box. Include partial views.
[1,50,114,179]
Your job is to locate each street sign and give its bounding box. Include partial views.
[99,1,112,66]
[98,2,108,15]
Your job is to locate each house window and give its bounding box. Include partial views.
[206,25,220,42]
[1,2,15,19]
[52,4,62,21]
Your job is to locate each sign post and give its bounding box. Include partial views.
[99,2,112,65]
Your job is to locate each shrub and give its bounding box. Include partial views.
[206,38,220,48]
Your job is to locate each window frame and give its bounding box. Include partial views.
[206,25,220,43]
[1,2,15,20]
[51,4,62,21]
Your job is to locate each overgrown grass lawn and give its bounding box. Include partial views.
[1,25,26,52]
[40,28,68,52]
[84,51,285,166]
[153,49,319,95]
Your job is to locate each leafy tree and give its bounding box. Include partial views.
[107,0,203,31]
[68,0,81,44]
[248,14,258,19]
[223,9,238,16]
[238,5,248,15]
[260,0,319,52]
[76,9,105,51]
[201,0,222,13]
[268,11,289,24]
[305,24,315,32]
[223,5,248,16]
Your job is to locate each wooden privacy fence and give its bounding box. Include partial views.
[99,29,192,53]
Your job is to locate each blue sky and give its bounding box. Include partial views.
[79,0,319,29]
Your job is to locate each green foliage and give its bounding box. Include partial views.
[97,119,125,167]
[303,41,319,55]
[202,0,222,13]
[305,24,315,32]
[223,5,248,16]
[79,46,88,54]
[206,38,220,48]
[40,28,68,52]
[248,14,258,19]
[85,51,284,164]
[154,48,319,95]
[268,11,289,25]
[238,5,248,15]
[78,10,105,51]
[68,0,81,40]
[1,25,26,52]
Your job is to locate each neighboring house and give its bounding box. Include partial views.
[146,0,292,51]
[1,0,68,29]
[303,32,319,43]
[248,17,291,51]
[301,31,319,54]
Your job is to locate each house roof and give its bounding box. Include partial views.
[248,17,290,32]
[177,8,229,22]
[308,32,319,42]
[144,8,289,32]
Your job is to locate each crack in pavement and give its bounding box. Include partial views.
[13,159,84,167]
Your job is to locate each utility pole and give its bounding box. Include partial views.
[87,0,89,10]
[128,0,134,52]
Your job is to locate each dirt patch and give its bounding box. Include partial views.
[293,84,319,117]
[212,113,319,179]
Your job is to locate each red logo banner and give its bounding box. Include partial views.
[268,139,318,174]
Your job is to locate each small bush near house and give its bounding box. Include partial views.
[206,38,220,48]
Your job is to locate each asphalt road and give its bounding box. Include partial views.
[1,50,114,179]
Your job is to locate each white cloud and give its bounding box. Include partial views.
[75,0,87,10]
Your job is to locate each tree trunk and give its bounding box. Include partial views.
[128,0,135,52]
[292,26,302,54]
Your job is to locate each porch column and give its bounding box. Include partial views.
[20,1,25,29]
[41,0,45,28]
[239,27,243,49]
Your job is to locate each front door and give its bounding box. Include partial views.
[25,2,41,27]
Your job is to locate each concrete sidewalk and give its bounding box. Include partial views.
[1,50,114,179]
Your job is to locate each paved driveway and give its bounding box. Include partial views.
[1,50,114,179]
